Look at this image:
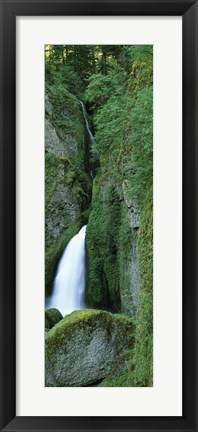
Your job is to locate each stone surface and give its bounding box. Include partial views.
[45,118,79,158]
[45,181,81,242]
[45,308,63,329]
[45,93,53,116]
[86,175,140,318]
[122,179,140,229]
[45,309,134,387]
[119,182,140,317]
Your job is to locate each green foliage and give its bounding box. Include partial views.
[131,201,153,386]
[85,68,127,111]
[94,95,131,152]
[125,86,153,203]
[85,74,113,109]
[45,44,153,386]
[85,45,153,387]
[46,83,80,116]
[123,45,153,75]
[45,60,84,98]
[128,59,153,95]
[99,360,133,387]
[97,202,153,388]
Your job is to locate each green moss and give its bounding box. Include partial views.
[45,309,135,359]
[118,208,134,316]
[131,200,153,386]
[85,179,122,311]
[99,350,133,387]
[45,54,153,386]
[45,308,63,328]
[52,118,85,146]
[46,85,81,117]
[102,200,153,388]
[128,60,153,96]
[45,153,64,209]
[45,318,50,330]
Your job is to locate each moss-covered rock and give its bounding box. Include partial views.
[45,308,63,329]
[45,309,135,387]
[131,201,153,386]
[85,174,140,317]
[85,179,121,311]
[99,350,132,387]
[45,318,50,331]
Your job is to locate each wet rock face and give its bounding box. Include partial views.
[45,309,134,387]
[45,181,81,242]
[122,179,140,229]
[86,176,140,318]
[45,90,92,295]
[45,118,79,158]
[45,93,53,116]
[120,180,140,317]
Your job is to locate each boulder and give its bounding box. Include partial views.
[45,309,134,387]
[45,308,63,329]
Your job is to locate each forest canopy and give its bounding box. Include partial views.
[45,44,153,203]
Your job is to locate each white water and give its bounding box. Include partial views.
[80,101,96,146]
[47,225,87,316]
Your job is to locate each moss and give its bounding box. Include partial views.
[130,200,153,386]
[118,146,152,385]
[45,60,153,386]
[128,60,153,96]
[45,153,64,209]
[46,85,81,117]
[118,208,135,316]
[86,180,122,311]
[99,197,153,388]
[45,308,63,328]
[99,350,133,387]
[102,200,153,388]
[53,118,85,145]
[45,318,50,330]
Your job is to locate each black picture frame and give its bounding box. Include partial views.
[0,0,197,431]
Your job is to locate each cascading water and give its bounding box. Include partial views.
[47,225,87,316]
[80,101,96,146]
[80,101,99,178]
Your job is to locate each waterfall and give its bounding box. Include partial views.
[80,101,96,146]
[80,101,99,178]
[47,225,87,316]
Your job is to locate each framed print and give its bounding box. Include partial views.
[0,0,197,431]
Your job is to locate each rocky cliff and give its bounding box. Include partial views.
[85,163,140,318]
[45,89,92,295]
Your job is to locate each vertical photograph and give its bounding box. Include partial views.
[45,45,153,387]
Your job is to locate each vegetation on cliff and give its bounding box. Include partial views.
[45,45,153,386]
[45,309,135,387]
